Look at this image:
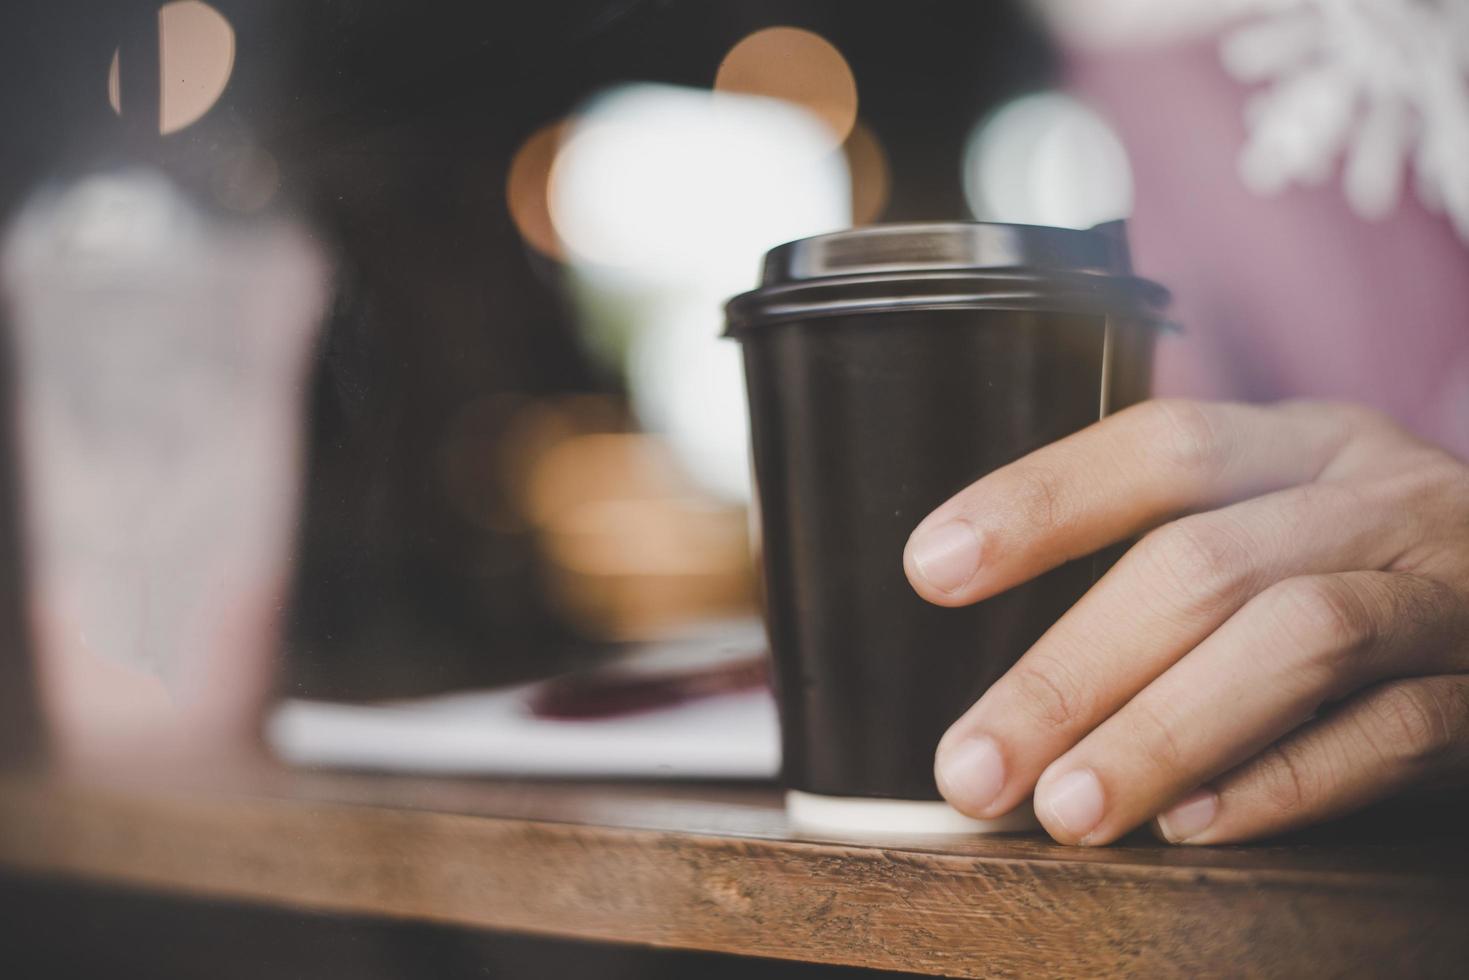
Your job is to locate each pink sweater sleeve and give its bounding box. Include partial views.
[1065,38,1469,459]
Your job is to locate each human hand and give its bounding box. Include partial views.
[904,399,1469,845]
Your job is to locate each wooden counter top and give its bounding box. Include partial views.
[1,769,1465,977]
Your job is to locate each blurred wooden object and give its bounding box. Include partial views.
[0,770,1465,977]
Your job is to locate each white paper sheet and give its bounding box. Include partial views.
[267,622,781,779]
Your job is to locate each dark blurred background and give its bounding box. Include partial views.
[1,0,1057,705]
[0,2,1054,973]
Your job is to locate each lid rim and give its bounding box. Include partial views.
[726,267,1172,334]
[758,219,1137,288]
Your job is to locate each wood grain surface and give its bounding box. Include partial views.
[0,769,1465,977]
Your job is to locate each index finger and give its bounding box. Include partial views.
[902,399,1358,607]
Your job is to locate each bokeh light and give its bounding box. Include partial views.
[714,26,858,148]
[626,300,755,502]
[547,84,850,503]
[548,84,848,284]
[962,91,1133,229]
[497,395,631,515]
[506,120,570,259]
[527,433,689,529]
[524,431,754,639]
[844,121,890,225]
[107,1,235,136]
[540,493,753,640]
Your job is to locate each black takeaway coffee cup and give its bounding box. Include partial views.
[725,221,1169,833]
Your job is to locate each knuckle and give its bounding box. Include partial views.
[1385,460,1469,585]
[1143,399,1228,476]
[1142,517,1254,613]
[1382,574,1461,638]
[1254,743,1320,816]
[1365,680,1463,770]
[1006,656,1089,731]
[1262,576,1376,661]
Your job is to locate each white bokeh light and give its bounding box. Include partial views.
[549,84,851,502]
[550,84,849,292]
[963,92,1134,229]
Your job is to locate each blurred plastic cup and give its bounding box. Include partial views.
[0,171,328,769]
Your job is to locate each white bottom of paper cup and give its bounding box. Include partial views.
[786,790,1039,835]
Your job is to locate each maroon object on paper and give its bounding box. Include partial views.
[528,648,768,720]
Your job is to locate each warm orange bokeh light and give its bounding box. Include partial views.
[106,0,235,135]
[496,395,629,519]
[530,434,755,639]
[527,433,689,528]
[506,120,570,259]
[714,26,858,147]
[160,0,234,134]
[844,121,890,225]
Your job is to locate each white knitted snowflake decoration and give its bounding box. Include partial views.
[1223,0,1469,240]
[1036,0,1469,241]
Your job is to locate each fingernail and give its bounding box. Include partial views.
[1041,769,1105,840]
[1156,788,1218,843]
[935,736,1006,815]
[910,520,981,594]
